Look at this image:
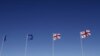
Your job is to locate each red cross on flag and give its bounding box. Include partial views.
[53,33,61,40]
[80,29,91,38]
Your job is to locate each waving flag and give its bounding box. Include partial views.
[80,29,91,38]
[4,35,7,42]
[27,34,33,40]
[53,33,61,40]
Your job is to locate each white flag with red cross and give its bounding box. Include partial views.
[53,33,61,40]
[80,29,91,38]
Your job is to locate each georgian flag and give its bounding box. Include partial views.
[53,33,61,40]
[80,29,91,38]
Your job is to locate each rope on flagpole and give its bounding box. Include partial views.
[24,35,28,56]
[52,40,54,56]
[0,36,4,56]
[80,37,84,56]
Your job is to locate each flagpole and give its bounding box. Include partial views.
[0,36,5,56]
[80,37,84,56]
[24,35,28,56]
[52,40,54,56]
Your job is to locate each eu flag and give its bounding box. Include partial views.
[4,35,7,42]
[28,34,33,40]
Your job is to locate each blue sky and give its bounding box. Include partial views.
[0,0,100,56]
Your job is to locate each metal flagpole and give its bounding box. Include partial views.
[0,36,5,56]
[24,35,28,56]
[52,40,54,56]
[80,37,84,56]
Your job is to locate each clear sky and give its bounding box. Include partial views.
[0,0,100,56]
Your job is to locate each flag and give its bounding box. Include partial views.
[53,33,61,40]
[80,29,91,38]
[4,35,7,42]
[27,34,33,40]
